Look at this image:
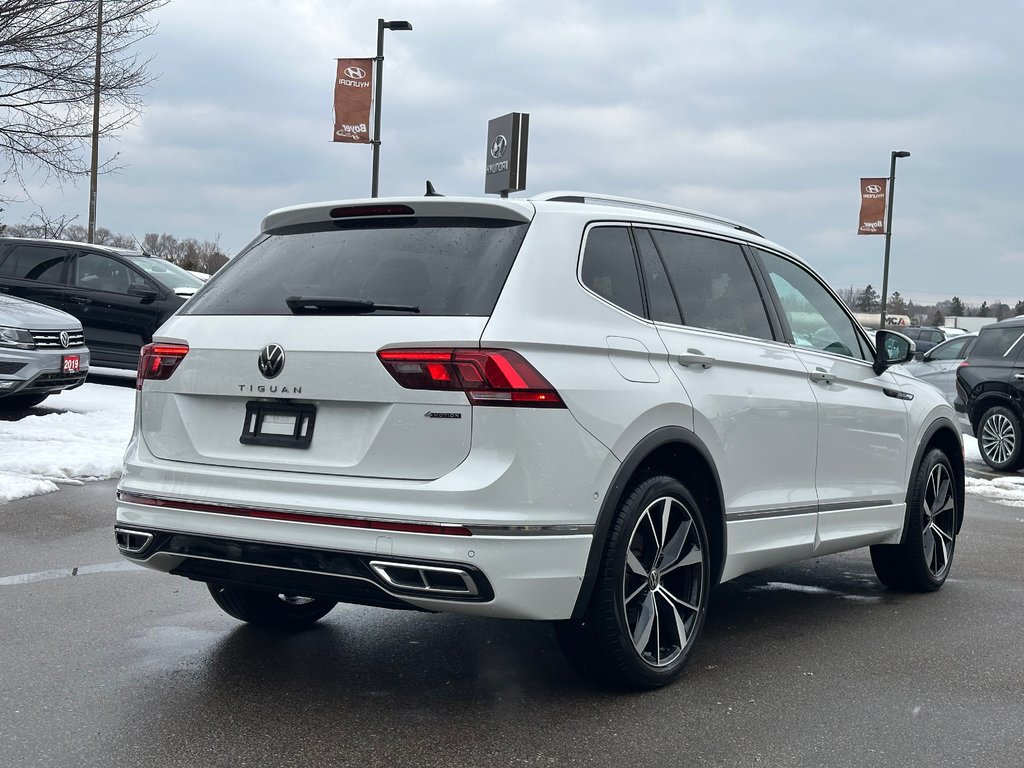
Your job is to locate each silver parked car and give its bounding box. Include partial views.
[900,332,976,405]
[0,294,89,409]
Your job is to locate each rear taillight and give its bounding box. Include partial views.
[137,343,189,389]
[378,348,565,408]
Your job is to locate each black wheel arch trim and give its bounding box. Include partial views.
[571,426,726,620]
[903,416,966,541]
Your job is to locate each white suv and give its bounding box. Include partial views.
[116,192,965,689]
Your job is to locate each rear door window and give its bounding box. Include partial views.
[647,229,773,340]
[0,245,70,283]
[184,217,529,316]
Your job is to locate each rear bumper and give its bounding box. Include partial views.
[117,407,618,620]
[113,505,593,620]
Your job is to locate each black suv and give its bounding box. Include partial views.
[0,237,205,369]
[955,317,1024,470]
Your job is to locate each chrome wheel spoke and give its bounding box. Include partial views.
[661,542,702,576]
[658,589,689,649]
[923,528,936,568]
[659,584,699,615]
[659,517,691,571]
[626,550,647,577]
[631,591,656,653]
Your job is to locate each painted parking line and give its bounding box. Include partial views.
[0,560,144,586]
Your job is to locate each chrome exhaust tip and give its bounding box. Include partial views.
[369,560,479,597]
[115,527,154,555]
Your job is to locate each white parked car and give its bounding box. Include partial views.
[116,192,965,689]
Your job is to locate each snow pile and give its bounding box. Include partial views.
[0,384,135,503]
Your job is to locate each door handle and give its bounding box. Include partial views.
[809,369,836,385]
[1014,374,1024,381]
[677,349,714,369]
[67,296,92,305]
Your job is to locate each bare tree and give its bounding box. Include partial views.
[0,0,167,201]
[4,210,80,238]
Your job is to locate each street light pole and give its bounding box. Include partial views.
[370,18,412,198]
[87,0,103,243]
[879,149,910,329]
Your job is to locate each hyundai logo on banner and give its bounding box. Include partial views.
[485,113,529,196]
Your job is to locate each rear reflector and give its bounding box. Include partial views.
[137,343,189,389]
[117,491,473,536]
[377,348,564,407]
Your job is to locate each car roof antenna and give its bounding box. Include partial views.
[425,180,444,197]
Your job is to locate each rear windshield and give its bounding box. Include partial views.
[183,217,529,316]
[971,326,1024,358]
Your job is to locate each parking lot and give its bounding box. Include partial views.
[2,474,1022,768]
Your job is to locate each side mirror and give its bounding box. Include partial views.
[874,330,915,375]
[127,285,159,301]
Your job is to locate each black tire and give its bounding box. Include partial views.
[207,584,336,627]
[0,393,49,410]
[555,475,711,690]
[976,405,1024,471]
[870,448,959,592]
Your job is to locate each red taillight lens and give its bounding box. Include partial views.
[137,343,189,389]
[377,348,565,407]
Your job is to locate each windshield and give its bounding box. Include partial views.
[182,217,529,316]
[127,256,206,291]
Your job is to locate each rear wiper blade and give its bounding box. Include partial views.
[285,296,420,314]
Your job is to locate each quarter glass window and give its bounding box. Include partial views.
[580,226,644,316]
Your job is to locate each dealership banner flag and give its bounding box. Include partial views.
[858,177,888,234]
[333,58,373,143]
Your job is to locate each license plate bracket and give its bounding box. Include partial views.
[240,401,316,448]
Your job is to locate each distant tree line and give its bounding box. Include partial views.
[1,212,228,274]
[837,285,1024,327]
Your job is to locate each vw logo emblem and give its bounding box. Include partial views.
[865,184,882,194]
[258,344,285,379]
[490,135,508,159]
[344,66,366,80]
[59,331,70,348]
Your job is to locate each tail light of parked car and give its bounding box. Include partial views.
[137,343,190,389]
[378,348,565,407]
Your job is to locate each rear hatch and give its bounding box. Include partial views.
[138,200,533,481]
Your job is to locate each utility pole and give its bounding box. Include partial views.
[87,0,103,243]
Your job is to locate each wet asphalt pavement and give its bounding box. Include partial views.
[2,478,1023,768]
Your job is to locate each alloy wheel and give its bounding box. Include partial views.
[981,412,1016,466]
[621,495,705,667]
[922,462,956,579]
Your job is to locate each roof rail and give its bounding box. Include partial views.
[531,191,762,237]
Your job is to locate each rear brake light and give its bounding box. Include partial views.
[378,348,565,407]
[329,204,415,218]
[137,343,189,389]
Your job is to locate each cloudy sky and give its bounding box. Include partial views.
[4,0,1023,305]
